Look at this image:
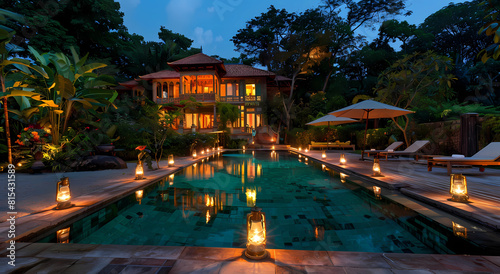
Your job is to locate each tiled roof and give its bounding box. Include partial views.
[119,80,140,87]
[169,53,223,65]
[139,70,180,80]
[224,64,275,78]
[275,75,292,81]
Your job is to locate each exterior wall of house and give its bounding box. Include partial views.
[150,71,269,133]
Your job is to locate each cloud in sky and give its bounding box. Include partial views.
[193,27,214,46]
[166,0,203,31]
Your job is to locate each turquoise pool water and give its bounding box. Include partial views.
[38,151,493,254]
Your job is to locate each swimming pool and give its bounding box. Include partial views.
[38,151,500,254]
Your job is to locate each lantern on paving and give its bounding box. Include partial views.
[135,161,144,180]
[372,159,382,177]
[243,145,246,151]
[57,227,70,243]
[168,154,175,167]
[450,174,469,202]
[340,154,346,165]
[299,147,302,151]
[305,148,309,153]
[245,207,268,260]
[201,149,205,155]
[192,151,197,159]
[322,151,326,159]
[56,177,72,209]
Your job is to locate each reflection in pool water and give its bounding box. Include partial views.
[39,151,496,254]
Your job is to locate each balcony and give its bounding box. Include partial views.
[156,94,261,104]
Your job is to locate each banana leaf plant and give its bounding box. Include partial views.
[1,26,49,164]
[28,46,118,145]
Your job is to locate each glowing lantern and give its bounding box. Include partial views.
[192,151,197,159]
[212,148,215,152]
[168,154,174,167]
[271,145,275,150]
[373,186,381,199]
[299,147,302,151]
[322,151,326,159]
[340,154,346,165]
[206,148,210,154]
[372,159,382,176]
[201,149,205,155]
[322,164,326,170]
[340,173,347,183]
[57,227,70,243]
[56,177,71,209]
[218,147,221,151]
[243,146,246,150]
[450,174,469,202]
[245,207,267,260]
[246,188,257,207]
[252,141,255,144]
[135,190,143,204]
[305,149,309,153]
[135,161,144,180]
[452,221,467,238]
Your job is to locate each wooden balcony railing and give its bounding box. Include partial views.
[156,94,261,104]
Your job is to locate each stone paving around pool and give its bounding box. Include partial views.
[1,148,500,273]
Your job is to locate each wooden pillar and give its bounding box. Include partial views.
[460,113,479,157]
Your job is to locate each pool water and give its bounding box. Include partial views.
[39,152,483,253]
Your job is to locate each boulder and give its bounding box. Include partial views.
[73,155,127,171]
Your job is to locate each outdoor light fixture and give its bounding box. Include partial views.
[373,186,381,199]
[305,149,309,153]
[135,190,143,204]
[340,173,347,183]
[372,159,382,177]
[252,141,255,144]
[243,145,246,150]
[271,145,275,150]
[192,151,197,159]
[206,148,210,154]
[168,154,174,167]
[450,174,469,202]
[201,149,205,155]
[245,207,267,260]
[322,151,326,159]
[340,154,346,165]
[299,147,302,151]
[452,221,467,238]
[246,188,257,207]
[135,161,144,180]
[56,177,72,209]
[57,227,70,243]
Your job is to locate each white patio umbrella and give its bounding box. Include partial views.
[328,100,414,158]
[306,115,358,150]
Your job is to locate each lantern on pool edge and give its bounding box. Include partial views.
[340,154,346,165]
[305,148,309,153]
[243,145,246,151]
[135,161,144,180]
[168,154,174,167]
[450,174,469,202]
[245,207,267,260]
[271,145,275,150]
[57,227,70,243]
[56,177,71,209]
[298,147,302,151]
[372,159,382,177]
[322,151,326,159]
[192,151,197,159]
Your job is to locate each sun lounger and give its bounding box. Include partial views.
[379,140,430,161]
[427,142,500,175]
[362,141,404,158]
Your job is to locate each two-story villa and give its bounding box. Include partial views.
[128,53,290,141]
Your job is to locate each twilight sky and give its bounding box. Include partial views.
[116,0,468,59]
